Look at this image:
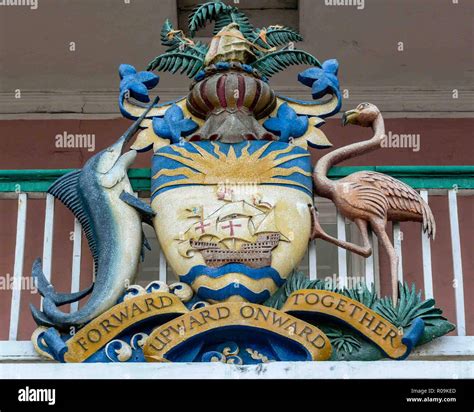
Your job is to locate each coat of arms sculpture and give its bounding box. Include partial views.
[29,2,454,364]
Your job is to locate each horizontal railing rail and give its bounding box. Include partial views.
[0,165,472,362]
[1,166,473,193]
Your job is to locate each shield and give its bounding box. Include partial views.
[151,140,313,303]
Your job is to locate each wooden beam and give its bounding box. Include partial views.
[393,222,404,283]
[448,190,466,336]
[70,219,82,313]
[420,190,434,299]
[336,212,347,288]
[8,194,27,340]
[40,194,55,310]
[308,240,317,280]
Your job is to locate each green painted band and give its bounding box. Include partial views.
[0,166,472,192]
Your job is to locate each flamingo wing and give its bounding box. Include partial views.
[339,181,389,220]
[349,171,436,238]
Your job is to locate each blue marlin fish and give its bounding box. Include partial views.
[30,98,158,330]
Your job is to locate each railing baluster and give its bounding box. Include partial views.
[40,194,55,310]
[420,190,434,299]
[372,230,381,296]
[448,189,466,336]
[336,212,347,288]
[308,240,317,280]
[159,249,167,283]
[8,193,27,340]
[70,218,82,313]
[393,222,403,283]
[365,228,374,288]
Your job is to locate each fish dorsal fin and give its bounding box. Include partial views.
[48,170,99,272]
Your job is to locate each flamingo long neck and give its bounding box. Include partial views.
[313,113,385,198]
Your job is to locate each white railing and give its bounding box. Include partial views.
[0,187,472,362]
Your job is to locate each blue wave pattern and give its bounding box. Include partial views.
[180,264,285,303]
[180,264,285,286]
[151,141,313,200]
[196,284,271,303]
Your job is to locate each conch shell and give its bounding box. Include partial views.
[204,23,257,66]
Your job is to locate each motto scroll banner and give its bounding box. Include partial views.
[144,302,332,362]
[282,290,425,360]
[36,293,189,363]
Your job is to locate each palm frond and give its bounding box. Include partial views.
[147,52,204,78]
[250,26,303,49]
[251,49,321,77]
[264,271,323,309]
[326,328,362,354]
[188,2,254,38]
[160,19,208,57]
[374,282,448,328]
[161,19,177,49]
[213,8,254,38]
[341,283,378,309]
[188,1,230,36]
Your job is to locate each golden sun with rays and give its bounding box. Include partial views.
[152,142,311,194]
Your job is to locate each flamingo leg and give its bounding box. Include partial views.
[354,218,372,258]
[309,206,372,257]
[371,221,399,304]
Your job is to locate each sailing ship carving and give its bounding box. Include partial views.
[178,200,288,268]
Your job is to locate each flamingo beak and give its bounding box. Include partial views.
[342,109,359,126]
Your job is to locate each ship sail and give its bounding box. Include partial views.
[184,217,220,240]
[254,209,290,241]
[217,216,254,243]
[208,200,262,221]
[249,213,266,235]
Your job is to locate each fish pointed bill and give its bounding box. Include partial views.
[342,109,359,126]
[120,95,160,146]
[97,96,159,174]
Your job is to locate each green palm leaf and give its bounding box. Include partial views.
[147,52,204,78]
[341,283,378,309]
[161,19,177,49]
[264,271,323,309]
[250,26,303,49]
[160,19,208,57]
[326,328,361,354]
[188,1,229,36]
[188,2,254,38]
[251,49,321,77]
[373,282,447,328]
[215,9,254,38]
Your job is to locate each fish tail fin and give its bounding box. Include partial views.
[29,303,55,328]
[32,257,93,307]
